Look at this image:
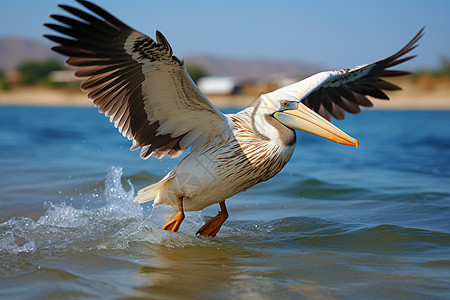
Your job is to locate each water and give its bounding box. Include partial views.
[0,106,449,299]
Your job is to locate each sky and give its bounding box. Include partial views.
[1,0,449,71]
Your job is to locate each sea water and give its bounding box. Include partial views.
[0,106,449,299]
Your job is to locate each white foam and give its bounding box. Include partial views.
[0,229,36,254]
[0,166,217,256]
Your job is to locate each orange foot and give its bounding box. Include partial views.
[196,201,228,237]
[162,211,185,232]
[162,196,185,232]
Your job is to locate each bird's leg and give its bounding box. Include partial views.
[196,201,228,237]
[162,196,185,232]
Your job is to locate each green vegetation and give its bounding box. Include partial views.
[186,64,209,84]
[413,56,450,79]
[1,57,449,93]
[0,78,11,90]
[0,59,208,90]
[436,57,450,77]
[0,69,11,90]
[17,59,65,85]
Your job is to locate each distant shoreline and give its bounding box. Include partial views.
[1,78,449,110]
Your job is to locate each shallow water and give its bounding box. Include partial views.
[0,106,449,299]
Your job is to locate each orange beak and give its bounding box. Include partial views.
[274,103,359,147]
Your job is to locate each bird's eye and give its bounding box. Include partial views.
[281,100,289,107]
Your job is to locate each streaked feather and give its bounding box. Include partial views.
[275,28,424,121]
[45,1,423,221]
[45,0,229,160]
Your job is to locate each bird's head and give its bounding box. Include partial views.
[253,90,359,147]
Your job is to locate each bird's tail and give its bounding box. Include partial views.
[134,174,175,204]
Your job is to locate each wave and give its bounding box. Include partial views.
[0,167,222,274]
[2,166,449,280]
[224,216,450,258]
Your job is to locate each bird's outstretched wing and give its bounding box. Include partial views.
[281,28,424,121]
[44,0,229,159]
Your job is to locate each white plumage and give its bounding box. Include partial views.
[45,0,423,236]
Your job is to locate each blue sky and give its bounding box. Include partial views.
[1,0,449,71]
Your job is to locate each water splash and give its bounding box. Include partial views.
[0,166,215,259]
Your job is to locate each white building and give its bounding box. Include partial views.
[197,76,241,95]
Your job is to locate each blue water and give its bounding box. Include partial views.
[0,106,449,299]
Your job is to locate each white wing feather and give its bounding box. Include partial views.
[45,0,230,159]
[274,28,424,121]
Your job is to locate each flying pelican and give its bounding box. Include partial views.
[45,0,423,237]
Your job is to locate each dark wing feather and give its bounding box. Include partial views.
[300,28,424,121]
[44,0,228,159]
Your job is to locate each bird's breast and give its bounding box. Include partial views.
[168,112,296,210]
[209,116,296,191]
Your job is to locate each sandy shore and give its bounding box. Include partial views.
[1,78,449,110]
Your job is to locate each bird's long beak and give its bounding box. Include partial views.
[274,103,359,147]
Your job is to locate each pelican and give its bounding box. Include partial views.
[45,0,423,237]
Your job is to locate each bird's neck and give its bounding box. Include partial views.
[251,101,296,146]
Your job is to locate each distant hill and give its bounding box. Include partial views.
[0,37,64,71]
[185,55,323,81]
[0,37,323,79]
